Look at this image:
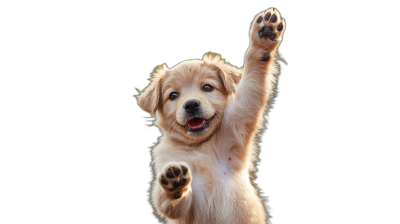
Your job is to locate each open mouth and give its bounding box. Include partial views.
[185,115,216,134]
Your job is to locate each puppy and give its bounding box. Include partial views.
[136,8,285,224]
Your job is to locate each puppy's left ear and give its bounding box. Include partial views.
[203,52,242,95]
[135,64,167,115]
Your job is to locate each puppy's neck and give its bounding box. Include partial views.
[167,133,216,148]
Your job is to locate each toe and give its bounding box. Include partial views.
[279,19,286,32]
[264,12,271,22]
[277,22,283,31]
[173,167,181,176]
[181,166,188,175]
[161,176,168,185]
[166,169,174,178]
[270,14,277,23]
[256,15,263,24]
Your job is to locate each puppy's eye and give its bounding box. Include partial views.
[169,92,179,100]
[203,85,213,92]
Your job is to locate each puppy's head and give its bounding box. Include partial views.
[136,53,241,144]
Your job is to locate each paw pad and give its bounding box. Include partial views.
[264,12,271,21]
[173,192,182,199]
[166,170,174,178]
[173,167,180,176]
[277,23,283,31]
[159,162,191,200]
[270,14,277,23]
[182,166,187,175]
[261,52,270,61]
[161,176,168,185]
[259,27,273,39]
[257,16,262,23]
[251,8,285,55]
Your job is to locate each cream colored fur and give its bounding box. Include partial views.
[136,8,285,224]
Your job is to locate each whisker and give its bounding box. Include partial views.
[167,118,177,133]
[166,116,178,140]
[216,111,225,118]
[214,104,226,122]
[170,122,177,140]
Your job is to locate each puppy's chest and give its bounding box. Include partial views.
[189,152,239,194]
[188,141,238,179]
[190,152,231,179]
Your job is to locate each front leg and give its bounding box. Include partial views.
[152,162,192,220]
[228,8,285,148]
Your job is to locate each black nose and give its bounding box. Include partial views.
[184,100,200,113]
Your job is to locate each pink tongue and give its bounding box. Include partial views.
[188,118,205,129]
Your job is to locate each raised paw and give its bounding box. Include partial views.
[250,8,285,53]
[158,162,191,200]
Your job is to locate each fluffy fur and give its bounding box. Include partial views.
[136,8,285,224]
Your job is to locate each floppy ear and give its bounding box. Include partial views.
[203,52,242,95]
[135,64,167,115]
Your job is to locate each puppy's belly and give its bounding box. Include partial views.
[190,166,259,223]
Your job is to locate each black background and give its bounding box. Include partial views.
[58,1,364,224]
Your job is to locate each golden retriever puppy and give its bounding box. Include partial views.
[136,8,285,224]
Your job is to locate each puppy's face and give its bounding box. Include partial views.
[137,54,241,144]
[160,62,226,142]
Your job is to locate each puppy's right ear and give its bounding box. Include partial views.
[135,64,167,115]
